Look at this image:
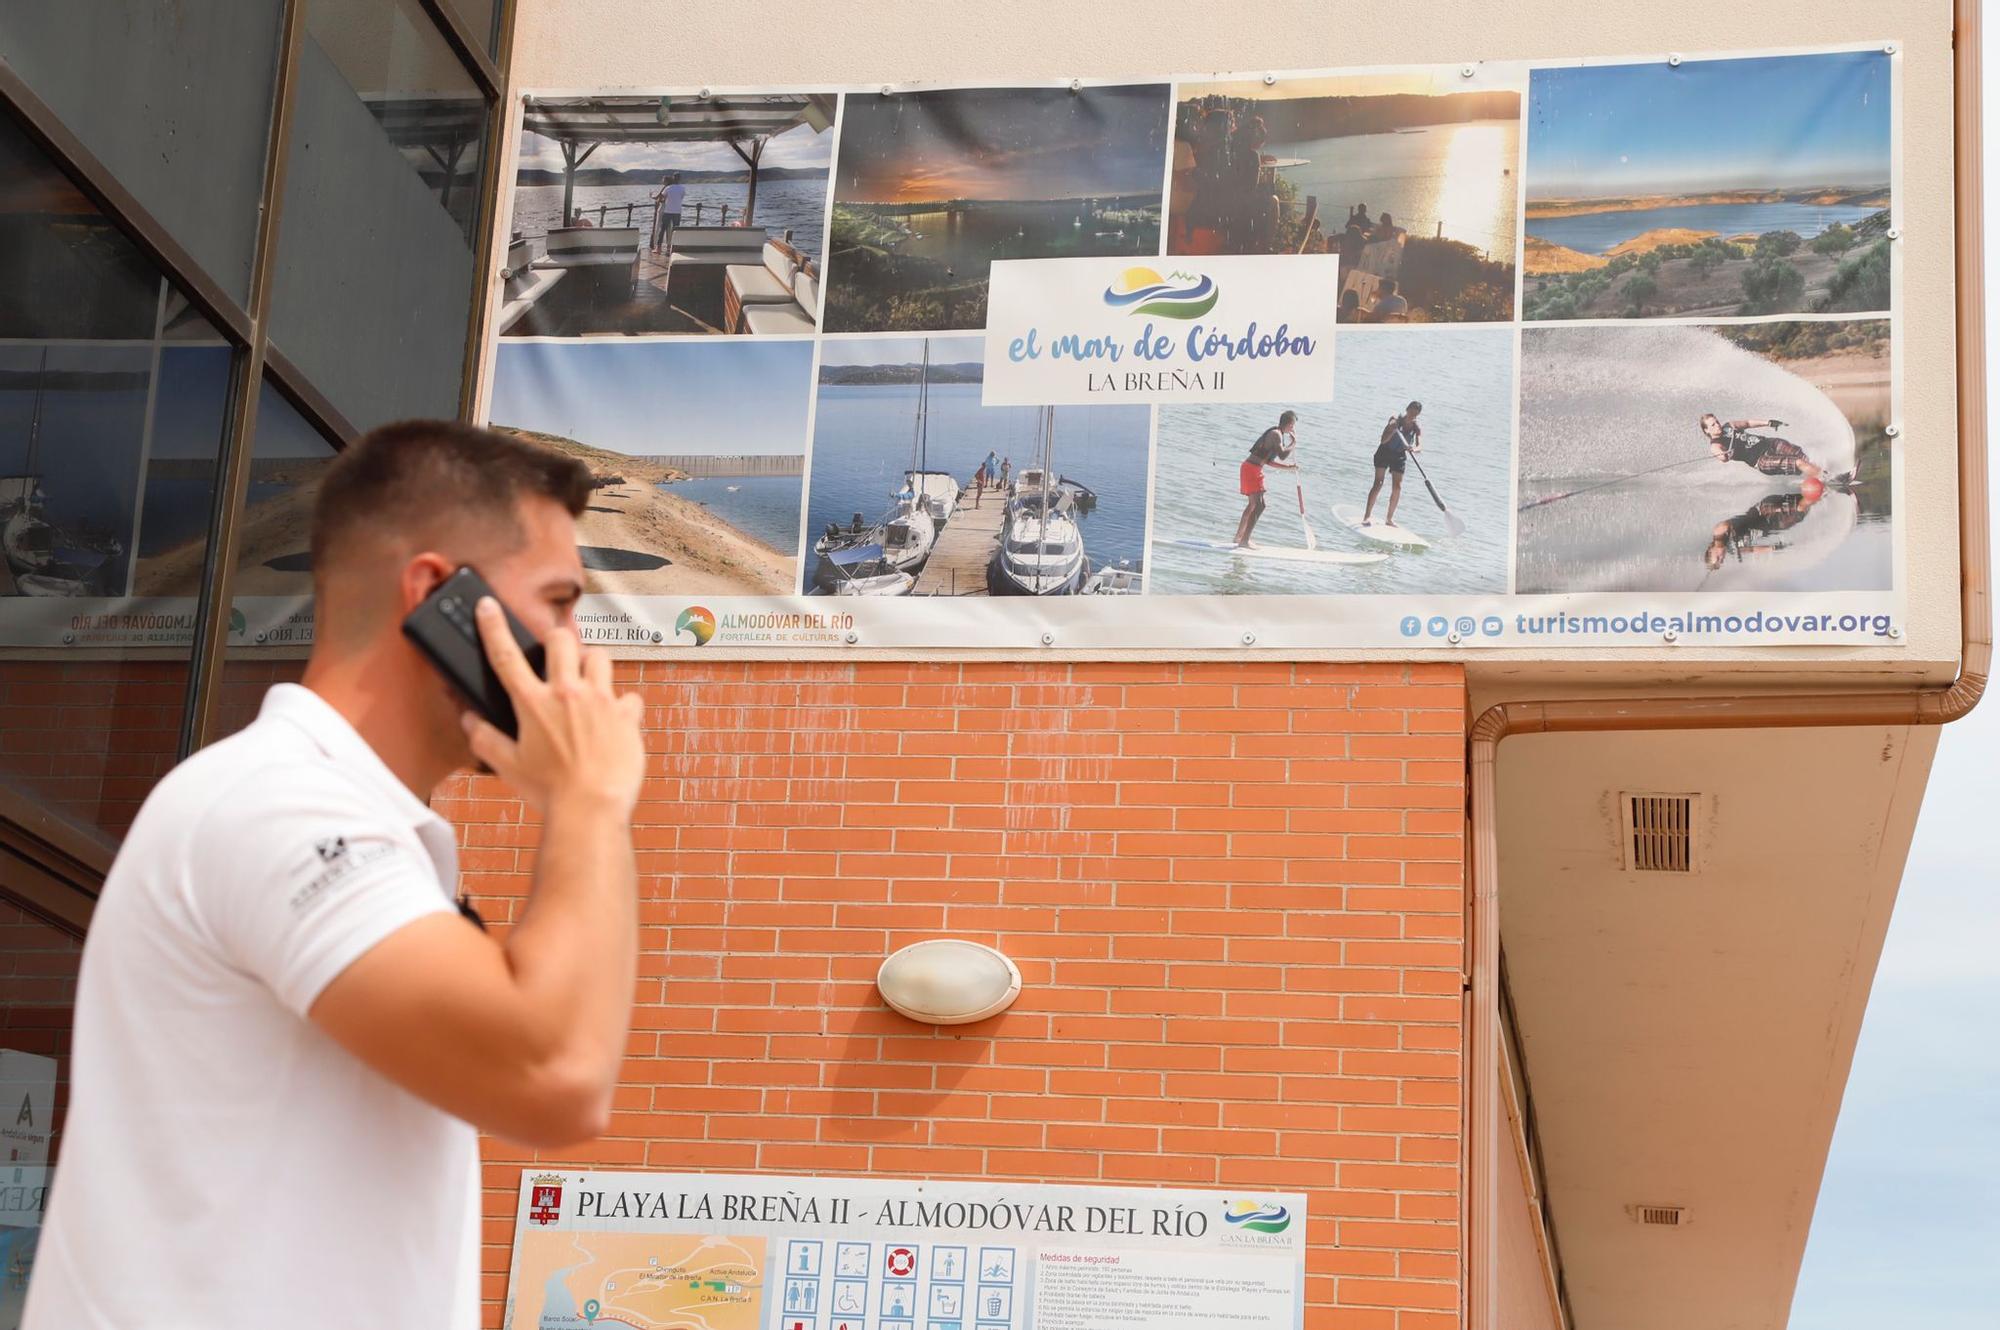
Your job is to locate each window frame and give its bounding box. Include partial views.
[0,0,517,906]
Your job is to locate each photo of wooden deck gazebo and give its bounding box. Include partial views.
[499,92,835,336]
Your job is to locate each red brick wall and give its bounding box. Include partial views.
[0,661,190,838]
[0,656,301,839]
[443,660,1469,1330]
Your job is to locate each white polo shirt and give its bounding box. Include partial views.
[26,684,480,1330]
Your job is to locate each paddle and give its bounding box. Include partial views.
[1294,476,1321,550]
[1290,455,1320,551]
[1407,451,1467,537]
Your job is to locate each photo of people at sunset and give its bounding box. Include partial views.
[1170,68,1521,323]
[823,84,1172,332]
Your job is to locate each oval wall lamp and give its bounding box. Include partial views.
[876,939,1022,1025]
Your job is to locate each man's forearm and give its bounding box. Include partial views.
[506,795,638,1085]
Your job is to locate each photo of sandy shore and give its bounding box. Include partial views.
[1517,319,1892,594]
[1170,70,1520,323]
[486,340,812,595]
[134,375,329,599]
[1523,51,1891,320]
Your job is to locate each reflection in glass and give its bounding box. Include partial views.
[303,0,487,241]
[0,901,85,1294]
[211,382,337,742]
[268,0,486,432]
[0,113,232,837]
[0,0,283,304]
[0,126,157,341]
[444,0,502,61]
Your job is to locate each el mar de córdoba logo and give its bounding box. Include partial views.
[675,606,716,646]
[1102,266,1219,319]
[1223,1200,1291,1234]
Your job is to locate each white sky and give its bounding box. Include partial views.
[515,122,832,174]
[1786,32,2000,1326]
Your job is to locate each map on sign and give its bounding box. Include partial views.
[504,1172,1308,1330]
[511,1231,766,1330]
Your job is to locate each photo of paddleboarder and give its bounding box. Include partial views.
[1234,410,1300,548]
[1149,328,1513,596]
[1516,319,1893,593]
[1363,401,1423,526]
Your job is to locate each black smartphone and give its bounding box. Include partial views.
[401,566,545,739]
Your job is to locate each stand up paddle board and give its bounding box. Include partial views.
[1332,506,1430,550]
[1168,539,1387,567]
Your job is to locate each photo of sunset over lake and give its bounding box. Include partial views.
[1171,68,1522,323]
[823,85,1172,332]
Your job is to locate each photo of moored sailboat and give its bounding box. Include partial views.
[1,346,148,599]
[811,340,958,590]
[806,336,1149,596]
[990,407,1091,596]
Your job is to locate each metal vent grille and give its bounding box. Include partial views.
[1629,1204,1689,1227]
[1623,794,1696,873]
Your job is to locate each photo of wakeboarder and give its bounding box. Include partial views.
[1516,320,1892,593]
[1697,413,1840,484]
[1148,328,1512,594]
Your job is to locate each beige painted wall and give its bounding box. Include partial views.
[1498,1029,1565,1330]
[495,0,1967,679]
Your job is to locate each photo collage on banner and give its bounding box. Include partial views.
[471,41,1900,651]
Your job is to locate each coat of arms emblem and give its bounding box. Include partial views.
[528,1174,564,1226]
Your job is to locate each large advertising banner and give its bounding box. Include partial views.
[0,44,1901,653]
[503,1170,1308,1330]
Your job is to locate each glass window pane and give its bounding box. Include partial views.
[0,898,83,1285]
[212,382,336,742]
[0,0,283,306]
[267,0,487,432]
[445,0,502,60]
[0,111,233,839]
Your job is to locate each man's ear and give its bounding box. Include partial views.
[399,552,459,616]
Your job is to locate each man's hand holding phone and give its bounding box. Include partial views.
[461,597,644,816]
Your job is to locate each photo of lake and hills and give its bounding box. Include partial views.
[824,85,1171,332]
[1523,50,1892,319]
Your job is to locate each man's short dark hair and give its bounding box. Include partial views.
[311,420,592,577]
[1279,410,1298,426]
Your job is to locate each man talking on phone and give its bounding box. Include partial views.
[26,422,646,1330]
